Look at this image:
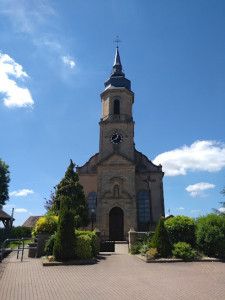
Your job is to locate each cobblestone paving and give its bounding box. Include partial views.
[0,251,225,300]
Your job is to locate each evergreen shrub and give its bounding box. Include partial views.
[75,230,98,257]
[52,160,89,228]
[172,242,196,260]
[53,197,76,261]
[196,214,225,258]
[151,216,172,257]
[75,235,92,260]
[44,233,57,256]
[164,215,196,247]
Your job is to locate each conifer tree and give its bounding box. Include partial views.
[52,159,89,228]
[53,196,76,260]
[151,216,172,257]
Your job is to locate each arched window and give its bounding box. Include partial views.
[137,190,150,231]
[114,99,120,115]
[113,185,119,197]
[88,192,97,218]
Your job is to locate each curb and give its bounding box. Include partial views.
[42,256,97,266]
[136,255,225,263]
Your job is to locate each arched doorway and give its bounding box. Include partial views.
[109,207,124,241]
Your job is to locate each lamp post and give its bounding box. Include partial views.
[91,208,96,231]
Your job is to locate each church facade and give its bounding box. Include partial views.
[77,47,165,240]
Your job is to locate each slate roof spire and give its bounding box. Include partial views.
[104,45,131,91]
[111,46,124,77]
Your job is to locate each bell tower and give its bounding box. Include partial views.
[97,46,137,239]
[77,44,165,240]
[99,46,135,162]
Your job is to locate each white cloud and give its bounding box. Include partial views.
[177,207,184,210]
[219,207,225,213]
[0,52,34,107]
[10,189,34,197]
[190,209,200,214]
[0,1,55,35]
[186,182,215,197]
[62,56,76,69]
[3,204,15,209]
[15,208,28,213]
[153,140,225,176]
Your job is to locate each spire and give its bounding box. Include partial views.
[111,46,124,76]
[104,44,131,91]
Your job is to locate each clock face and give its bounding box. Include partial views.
[110,133,123,145]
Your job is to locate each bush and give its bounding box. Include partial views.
[139,244,150,256]
[151,216,172,257]
[53,197,76,261]
[75,235,92,260]
[75,230,98,257]
[44,233,57,256]
[32,216,58,236]
[146,248,159,259]
[130,243,142,255]
[172,242,196,260]
[11,226,32,239]
[164,215,196,247]
[196,214,225,258]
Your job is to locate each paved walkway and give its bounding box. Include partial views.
[0,251,225,300]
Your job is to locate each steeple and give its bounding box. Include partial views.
[111,46,124,77]
[104,46,131,91]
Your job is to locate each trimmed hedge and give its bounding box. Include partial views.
[11,226,32,239]
[164,216,196,247]
[75,235,92,260]
[75,230,98,257]
[0,228,12,247]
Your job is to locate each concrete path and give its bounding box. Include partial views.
[0,251,225,300]
[115,241,129,254]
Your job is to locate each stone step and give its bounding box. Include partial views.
[115,241,129,254]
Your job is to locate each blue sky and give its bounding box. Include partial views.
[0,0,225,226]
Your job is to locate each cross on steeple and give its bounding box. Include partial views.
[114,35,121,48]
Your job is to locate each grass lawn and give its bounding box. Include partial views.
[9,239,33,249]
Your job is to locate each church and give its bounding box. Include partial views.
[77,46,165,241]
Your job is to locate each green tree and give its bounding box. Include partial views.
[151,216,172,257]
[53,196,76,260]
[196,214,225,258]
[52,159,89,228]
[0,158,10,209]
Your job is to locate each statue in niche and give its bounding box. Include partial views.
[114,185,119,198]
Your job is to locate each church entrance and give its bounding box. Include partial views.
[109,207,124,241]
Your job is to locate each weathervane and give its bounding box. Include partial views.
[114,35,121,47]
